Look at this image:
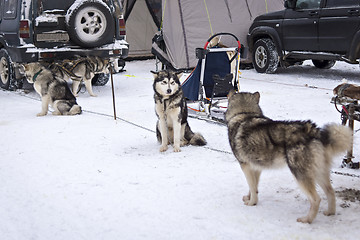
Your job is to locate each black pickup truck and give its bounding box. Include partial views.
[0,0,128,90]
[247,0,360,73]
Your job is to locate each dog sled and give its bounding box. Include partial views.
[181,33,242,122]
[332,83,360,169]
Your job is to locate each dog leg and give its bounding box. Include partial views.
[158,118,168,152]
[84,79,97,97]
[180,124,187,146]
[296,178,321,223]
[37,96,49,116]
[241,163,260,206]
[172,120,182,152]
[317,172,336,216]
[72,80,81,97]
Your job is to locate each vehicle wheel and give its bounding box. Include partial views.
[0,49,15,90]
[92,73,110,86]
[66,1,114,48]
[312,60,336,69]
[252,38,279,73]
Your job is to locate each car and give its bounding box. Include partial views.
[0,0,128,90]
[247,0,360,73]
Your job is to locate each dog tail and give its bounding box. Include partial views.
[189,132,207,146]
[184,123,207,146]
[322,124,352,155]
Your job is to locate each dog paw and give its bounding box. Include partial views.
[159,145,168,152]
[296,216,313,224]
[90,94,98,97]
[323,210,335,216]
[242,195,250,202]
[52,111,61,115]
[173,147,181,152]
[36,112,47,117]
[244,200,257,206]
[243,195,257,206]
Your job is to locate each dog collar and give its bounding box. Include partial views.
[32,69,43,82]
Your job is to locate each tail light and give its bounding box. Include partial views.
[19,20,30,38]
[119,18,126,37]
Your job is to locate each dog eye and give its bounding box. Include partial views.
[170,81,175,85]
[161,81,167,85]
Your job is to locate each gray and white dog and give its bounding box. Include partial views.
[48,56,110,97]
[225,90,352,223]
[152,70,207,152]
[23,62,82,116]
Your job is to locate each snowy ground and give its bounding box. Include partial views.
[1,59,359,240]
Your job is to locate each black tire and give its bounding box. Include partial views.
[0,49,15,90]
[252,38,279,73]
[66,1,114,48]
[92,73,110,86]
[312,60,336,69]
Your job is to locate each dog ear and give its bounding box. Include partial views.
[228,89,236,99]
[175,71,183,80]
[150,70,159,79]
[253,92,260,103]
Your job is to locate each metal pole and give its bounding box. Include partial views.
[110,63,117,121]
[346,103,355,163]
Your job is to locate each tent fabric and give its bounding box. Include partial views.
[124,0,161,57]
[182,51,231,101]
[161,0,285,70]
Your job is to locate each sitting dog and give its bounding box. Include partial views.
[23,62,82,116]
[48,56,110,97]
[225,90,352,223]
[152,70,207,152]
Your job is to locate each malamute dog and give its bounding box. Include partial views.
[225,90,352,223]
[23,62,82,116]
[152,70,207,152]
[49,56,110,97]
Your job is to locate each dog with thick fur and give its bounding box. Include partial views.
[48,56,109,97]
[152,70,207,152]
[225,90,352,223]
[23,62,82,116]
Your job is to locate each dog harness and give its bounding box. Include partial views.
[32,69,43,82]
[51,59,93,80]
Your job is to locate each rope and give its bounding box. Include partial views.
[10,90,360,177]
[203,0,214,36]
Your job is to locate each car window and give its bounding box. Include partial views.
[326,0,359,8]
[3,0,17,19]
[296,0,321,9]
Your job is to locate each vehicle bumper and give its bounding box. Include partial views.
[8,40,129,63]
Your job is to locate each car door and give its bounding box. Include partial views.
[282,0,321,51]
[318,0,360,53]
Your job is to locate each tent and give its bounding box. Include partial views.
[152,0,285,70]
[123,0,162,58]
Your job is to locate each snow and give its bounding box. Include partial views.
[1,59,360,240]
[35,14,60,26]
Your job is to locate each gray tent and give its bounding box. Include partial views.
[153,0,284,70]
[124,0,162,57]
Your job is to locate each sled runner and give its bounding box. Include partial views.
[181,33,242,121]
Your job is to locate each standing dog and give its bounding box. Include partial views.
[225,90,352,223]
[152,70,207,152]
[23,62,82,116]
[49,56,110,97]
